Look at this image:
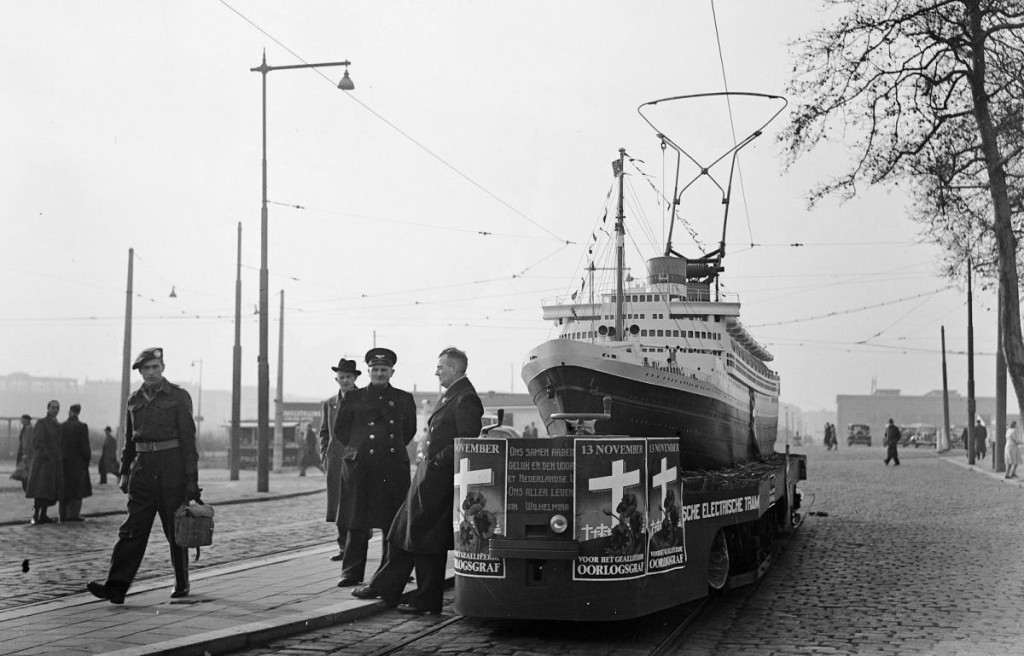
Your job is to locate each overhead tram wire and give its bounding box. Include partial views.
[709,0,755,247]
[266,200,568,243]
[747,287,953,328]
[218,0,568,244]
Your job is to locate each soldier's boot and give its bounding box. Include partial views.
[170,545,190,598]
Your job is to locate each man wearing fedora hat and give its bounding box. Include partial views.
[319,357,361,562]
[87,347,199,604]
[333,348,417,587]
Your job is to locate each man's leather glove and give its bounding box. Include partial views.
[185,479,202,502]
[118,474,130,494]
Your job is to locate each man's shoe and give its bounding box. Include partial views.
[396,603,439,616]
[170,585,190,599]
[330,552,345,562]
[33,516,55,524]
[350,585,381,599]
[87,581,125,605]
[65,517,85,522]
[337,577,362,588]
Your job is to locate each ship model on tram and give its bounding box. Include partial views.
[453,93,806,621]
[523,93,785,470]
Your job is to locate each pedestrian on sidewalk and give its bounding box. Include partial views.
[14,414,33,493]
[975,418,988,461]
[58,403,91,522]
[353,346,484,615]
[320,357,361,562]
[1005,420,1021,479]
[88,347,200,604]
[25,400,63,525]
[99,426,119,484]
[299,422,323,476]
[334,347,416,588]
[884,418,901,466]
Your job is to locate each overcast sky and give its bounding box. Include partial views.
[1,1,1003,413]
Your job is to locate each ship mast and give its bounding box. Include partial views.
[614,148,626,340]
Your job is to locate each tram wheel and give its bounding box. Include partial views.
[707,529,730,591]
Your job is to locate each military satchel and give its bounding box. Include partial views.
[174,500,215,554]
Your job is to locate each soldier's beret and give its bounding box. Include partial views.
[331,358,362,375]
[365,347,397,368]
[132,347,164,370]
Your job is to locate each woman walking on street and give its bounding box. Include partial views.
[1005,420,1021,479]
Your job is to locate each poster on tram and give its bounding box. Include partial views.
[452,438,506,578]
[573,438,648,581]
[646,437,686,574]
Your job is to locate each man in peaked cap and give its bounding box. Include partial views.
[353,346,483,614]
[87,347,200,604]
[332,348,417,587]
[319,358,362,562]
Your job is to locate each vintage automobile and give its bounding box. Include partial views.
[847,423,872,447]
[910,423,937,448]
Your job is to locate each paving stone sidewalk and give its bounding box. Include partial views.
[0,531,431,656]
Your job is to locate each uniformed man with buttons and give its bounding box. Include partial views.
[333,348,417,587]
[87,347,199,604]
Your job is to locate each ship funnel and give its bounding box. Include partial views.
[647,256,688,285]
[648,256,721,283]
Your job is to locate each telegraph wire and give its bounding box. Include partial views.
[266,200,572,243]
[218,0,567,243]
[747,287,952,328]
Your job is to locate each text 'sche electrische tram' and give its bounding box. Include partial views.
[452,406,806,621]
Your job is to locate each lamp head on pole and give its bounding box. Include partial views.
[338,68,355,91]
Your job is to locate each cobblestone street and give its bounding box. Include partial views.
[0,448,1021,655]
[683,446,1024,656]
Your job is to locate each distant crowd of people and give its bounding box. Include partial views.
[14,404,119,524]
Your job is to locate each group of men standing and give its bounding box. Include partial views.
[17,403,118,524]
[318,346,484,616]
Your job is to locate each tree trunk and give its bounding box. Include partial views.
[968,1,1024,425]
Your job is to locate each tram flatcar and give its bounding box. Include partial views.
[452,407,806,621]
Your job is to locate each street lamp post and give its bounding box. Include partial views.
[191,360,204,443]
[252,52,354,493]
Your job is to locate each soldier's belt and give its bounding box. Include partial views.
[135,439,180,452]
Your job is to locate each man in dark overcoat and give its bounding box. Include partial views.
[319,357,361,561]
[353,346,483,614]
[15,414,33,493]
[87,347,200,604]
[25,400,63,524]
[884,418,902,466]
[58,403,92,521]
[99,426,119,484]
[333,347,417,587]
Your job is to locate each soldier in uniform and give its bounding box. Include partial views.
[333,348,416,587]
[353,346,483,615]
[319,357,361,561]
[87,347,200,604]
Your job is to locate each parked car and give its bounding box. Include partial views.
[910,424,937,448]
[847,423,872,447]
[898,425,916,447]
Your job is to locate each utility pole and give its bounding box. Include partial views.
[941,326,951,453]
[967,258,976,466]
[274,289,284,473]
[231,223,242,480]
[118,248,134,452]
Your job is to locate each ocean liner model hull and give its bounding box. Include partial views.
[523,339,778,470]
